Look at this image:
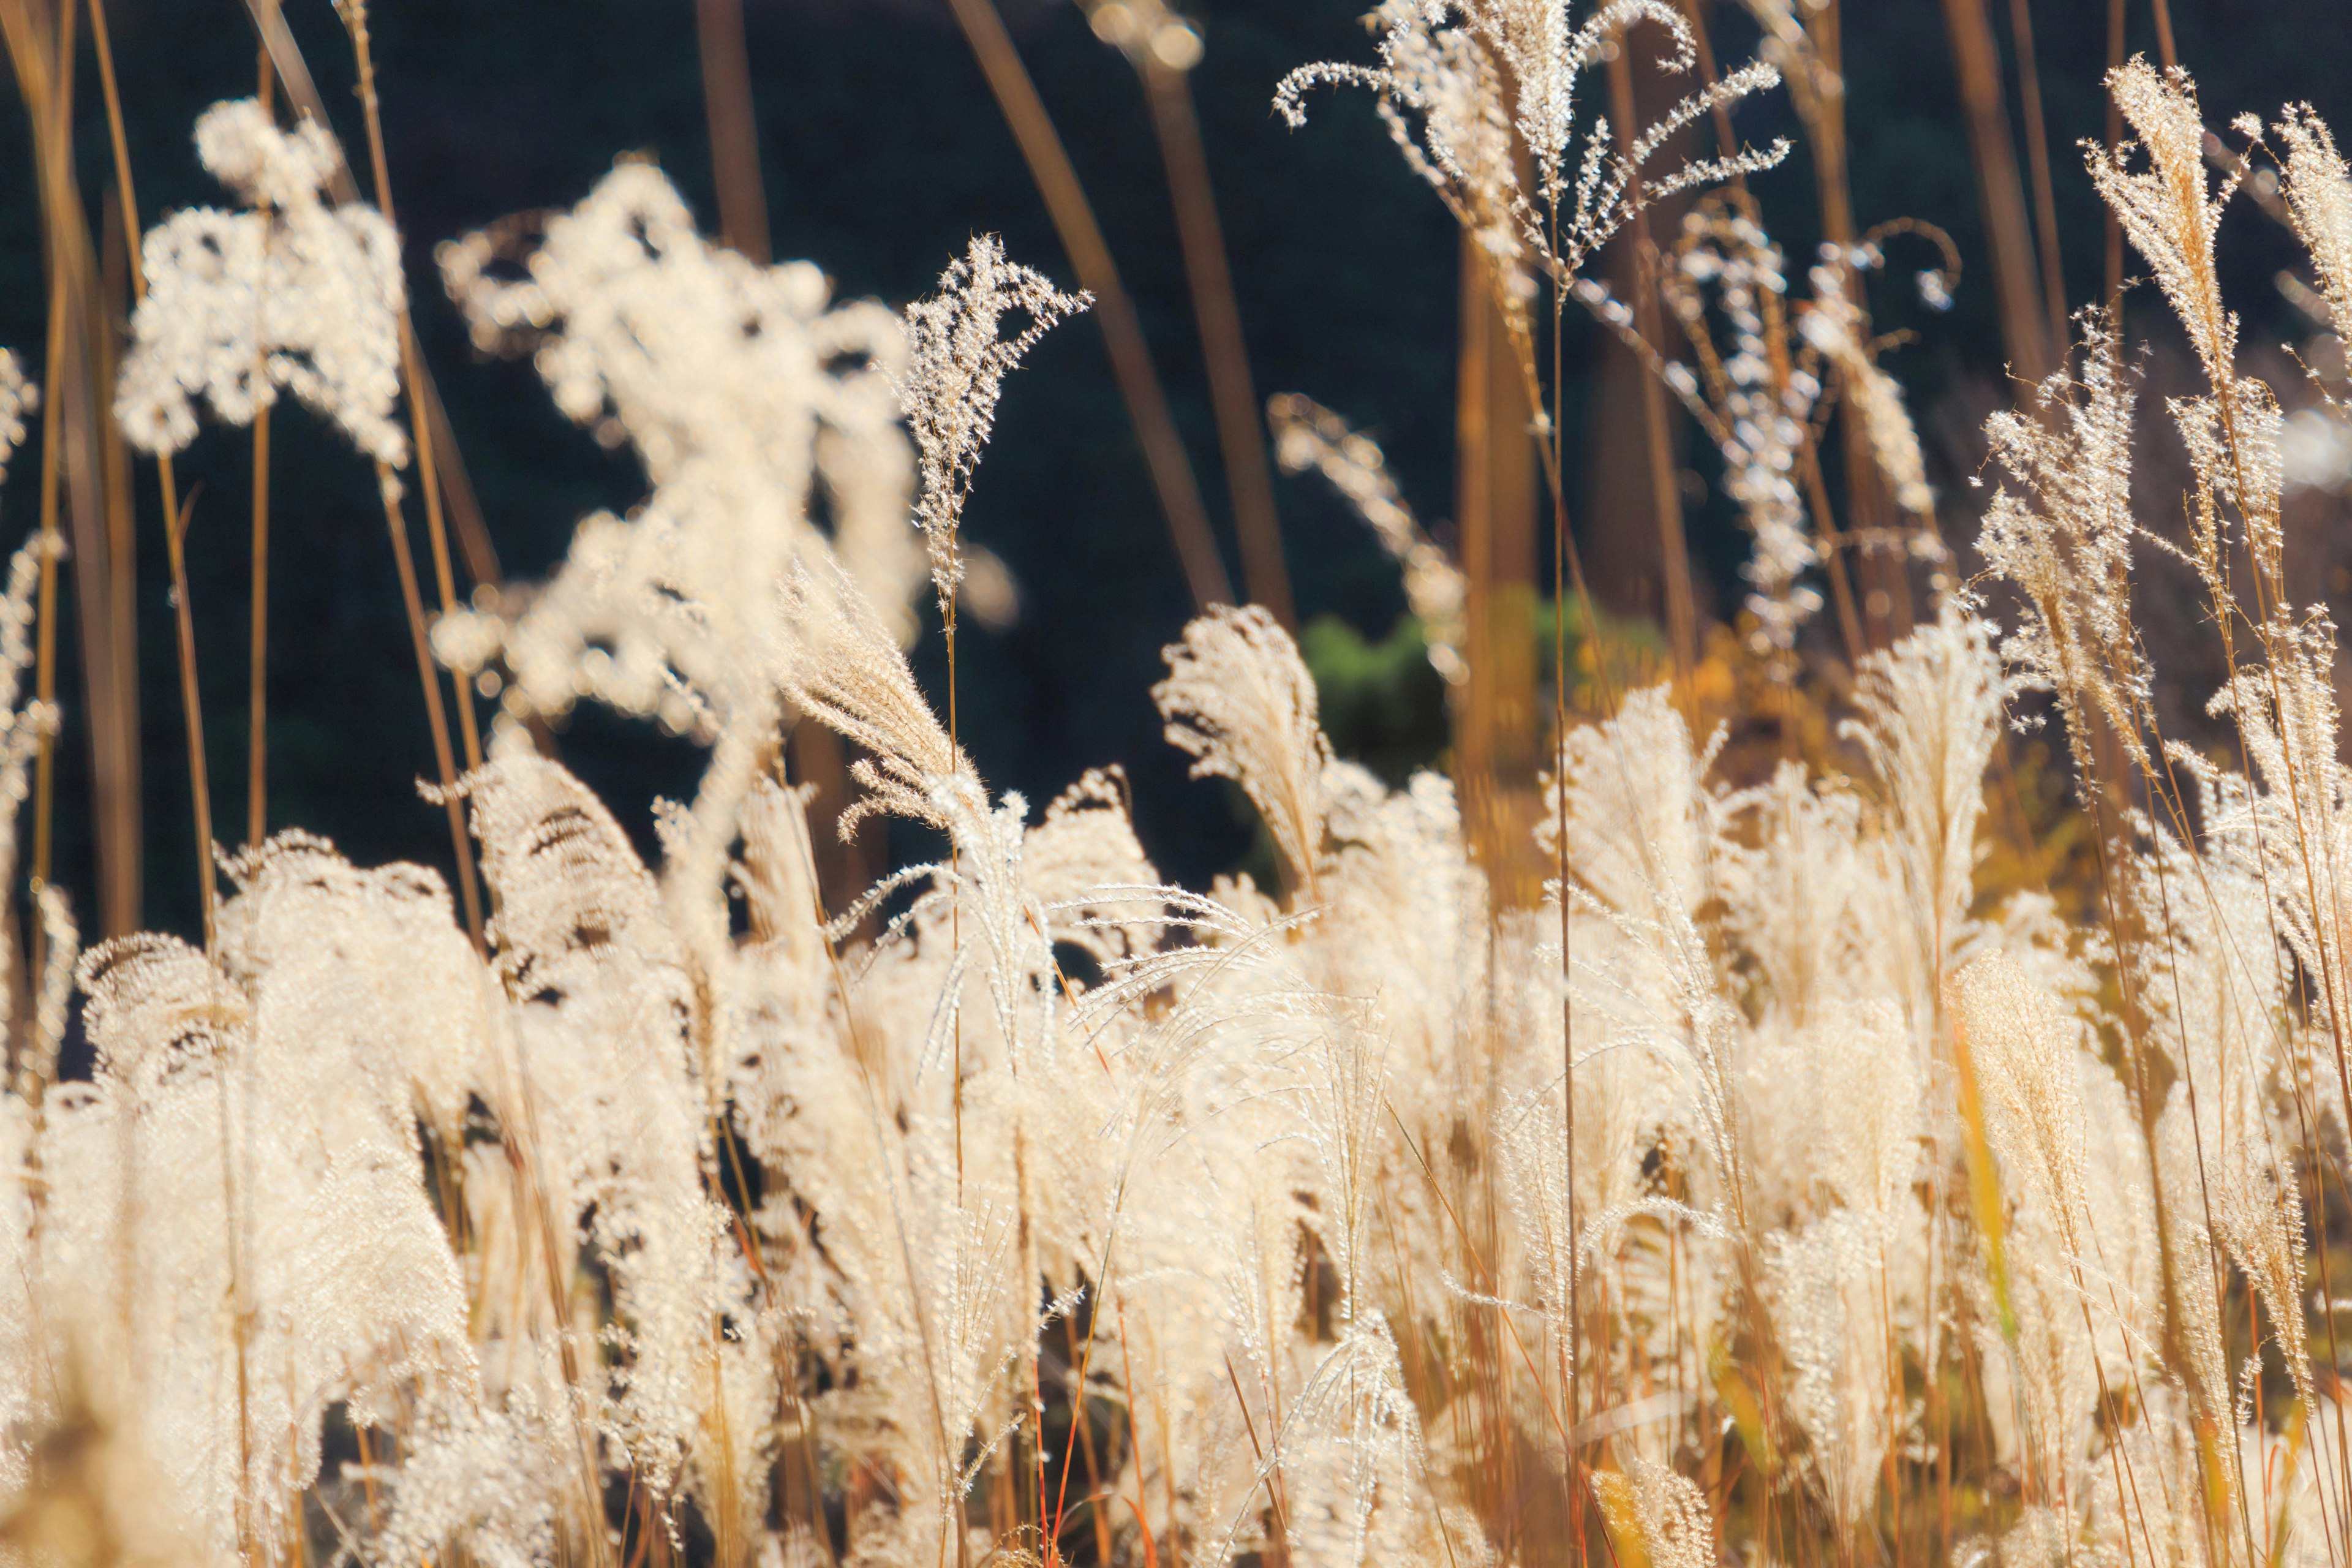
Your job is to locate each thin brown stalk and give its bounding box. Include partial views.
[29,103,65,935]
[87,64,138,870]
[1140,58,1293,628]
[337,4,486,780]
[376,466,484,948]
[693,0,769,265]
[1550,413,1585,1568]
[59,262,133,938]
[8,0,138,940]
[2005,0,2070,360]
[1221,1351,1292,1556]
[1112,1295,1159,1568]
[243,0,508,777]
[165,489,214,951]
[1457,230,1541,908]
[96,198,138,929]
[1604,37,1695,687]
[942,0,1232,612]
[91,0,189,939]
[399,330,483,774]
[247,52,274,851]
[247,404,269,846]
[2149,0,2177,70]
[1940,0,2052,386]
[414,372,503,590]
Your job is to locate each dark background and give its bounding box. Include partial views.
[13,0,2352,940]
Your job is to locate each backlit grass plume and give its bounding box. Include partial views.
[10,24,2352,1568]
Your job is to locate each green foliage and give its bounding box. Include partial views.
[1297,612,1449,785]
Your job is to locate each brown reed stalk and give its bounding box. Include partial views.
[337,3,486,780]
[1940,0,2052,386]
[1454,229,1541,910]
[413,372,501,587]
[90,0,198,943]
[164,488,214,951]
[1605,34,1696,686]
[5,0,141,940]
[96,200,137,911]
[942,0,1232,612]
[58,255,134,936]
[1139,56,1294,629]
[243,0,507,646]
[247,401,269,847]
[231,0,483,951]
[2006,0,2070,360]
[694,0,769,266]
[1546,326,1589,1568]
[2149,0,2177,69]
[376,464,484,949]
[249,48,273,850]
[29,133,64,945]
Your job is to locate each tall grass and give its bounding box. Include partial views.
[5,9,2352,1568]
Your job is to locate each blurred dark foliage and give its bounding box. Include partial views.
[3,0,2348,939]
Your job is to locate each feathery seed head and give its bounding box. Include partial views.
[899,235,1088,618]
[116,98,409,466]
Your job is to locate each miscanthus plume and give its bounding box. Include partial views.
[8,33,2352,1568]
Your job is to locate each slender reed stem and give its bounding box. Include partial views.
[165,489,214,951]
[89,0,200,941]
[247,404,268,847]
[1140,58,1292,628]
[1605,34,1695,685]
[376,467,484,948]
[247,0,508,620]
[2149,0,2177,69]
[29,153,63,943]
[17,0,77,964]
[339,3,486,782]
[247,46,273,851]
[693,0,769,265]
[2005,0,2070,358]
[942,0,1232,612]
[1941,0,2052,385]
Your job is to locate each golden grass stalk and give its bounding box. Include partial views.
[1605,31,1697,686]
[943,0,1232,612]
[1137,53,1295,630]
[1455,228,1542,910]
[248,50,273,850]
[91,0,193,942]
[224,0,486,941]
[694,0,769,266]
[2006,0,2071,361]
[334,2,486,782]
[1940,0,2055,386]
[7,0,141,940]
